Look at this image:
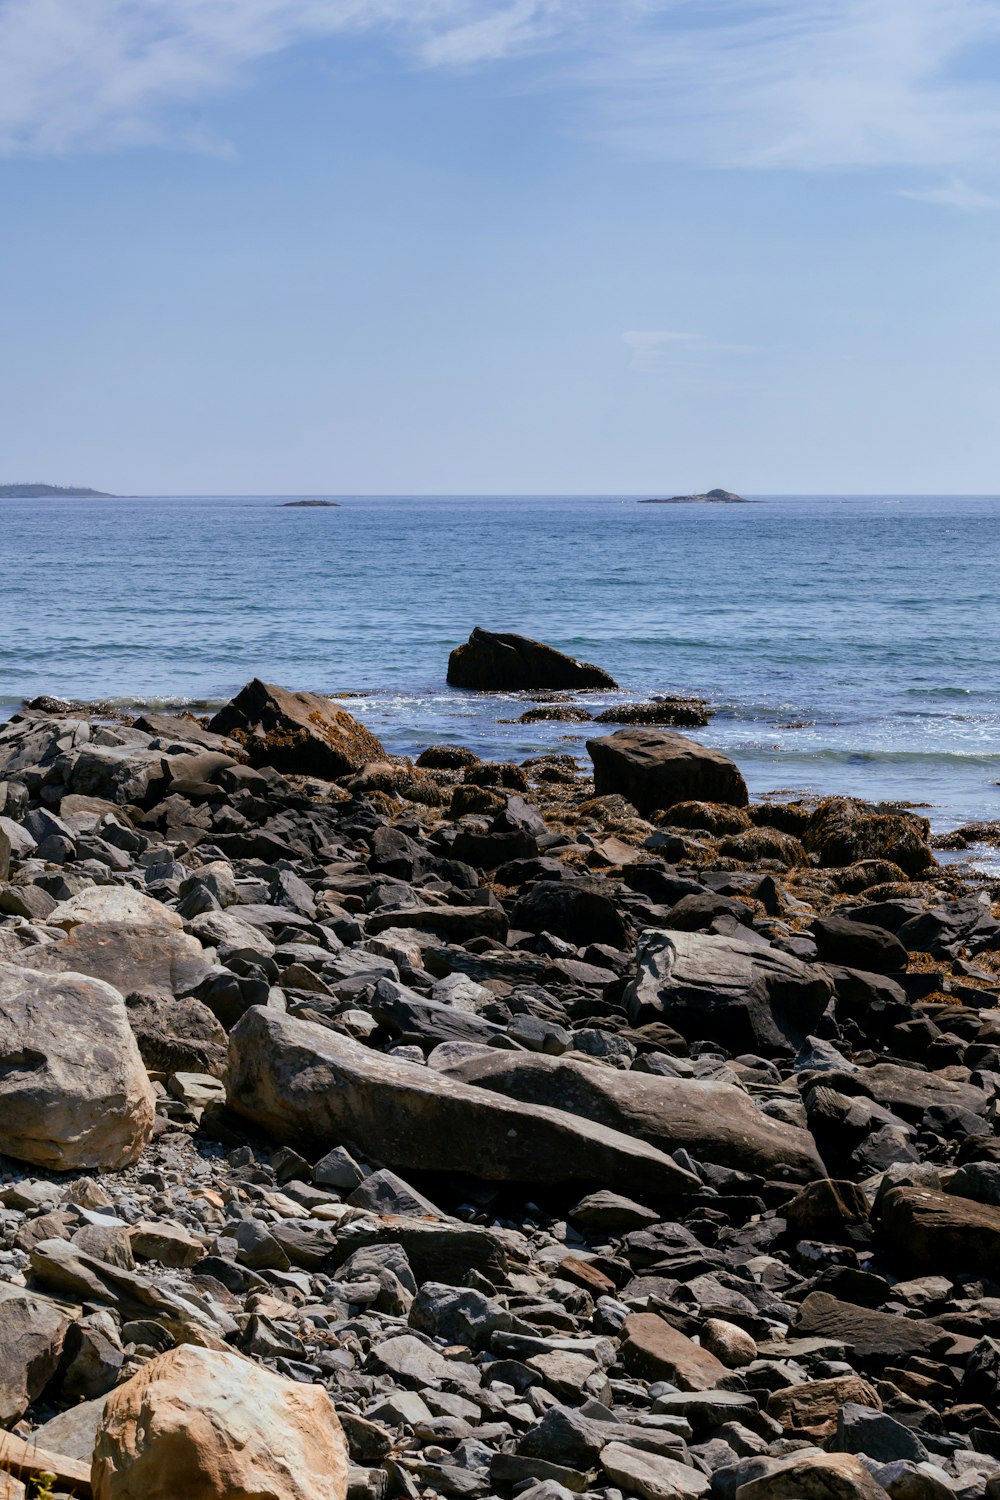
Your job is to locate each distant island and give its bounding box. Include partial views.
[639,487,750,505]
[0,482,114,498]
[279,499,340,508]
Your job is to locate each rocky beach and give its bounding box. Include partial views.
[0,635,998,1500]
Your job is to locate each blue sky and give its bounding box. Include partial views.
[2,0,999,494]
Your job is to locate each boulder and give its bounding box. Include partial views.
[16,922,211,1002]
[877,1185,1000,1278]
[600,1442,710,1498]
[227,1007,699,1196]
[91,1344,349,1500]
[793,1292,948,1361]
[447,627,617,690]
[767,1376,882,1438]
[803,799,935,876]
[735,1452,891,1500]
[0,709,90,782]
[0,1292,69,1425]
[49,887,184,932]
[624,928,832,1056]
[587,729,747,815]
[209,678,384,778]
[436,1048,823,1181]
[0,965,155,1170]
[509,878,634,949]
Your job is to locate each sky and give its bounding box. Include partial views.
[1,0,1000,494]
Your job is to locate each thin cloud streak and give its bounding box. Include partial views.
[2,0,1000,184]
[623,331,757,373]
[897,178,998,210]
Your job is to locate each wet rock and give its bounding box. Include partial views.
[587,728,748,815]
[447,628,618,691]
[803,799,935,876]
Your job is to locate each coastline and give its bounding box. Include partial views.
[2,682,1000,1490]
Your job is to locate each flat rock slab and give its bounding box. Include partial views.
[16,921,211,1002]
[438,1047,824,1182]
[227,1007,700,1196]
[620,1312,728,1392]
[601,1442,710,1499]
[877,1185,1000,1278]
[735,1450,891,1500]
[793,1292,949,1362]
[49,887,183,931]
[767,1375,882,1438]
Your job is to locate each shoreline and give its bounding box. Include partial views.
[1,682,1000,1490]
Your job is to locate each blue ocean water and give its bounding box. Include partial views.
[1,493,998,834]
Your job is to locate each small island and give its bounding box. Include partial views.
[639,487,750,505]
[0,482,114,498]
[279,499,341,508]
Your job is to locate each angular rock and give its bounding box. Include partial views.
[447,627,617,691]
[735,1451,891,1500]
[794,1292,948,1361]
[803,798,934,877]
[49,886,184,931]
[0,1292,69,1425]
[227,1007,699,1195]
[767,1376,882,1438]
[209,678,384,778]
[620,1312,728,1391]
[625,928,832,1056]
[91,1344,349,1500]
[0,965,155,1170]
[600,1442,710,1499]
[438,1048,824,1181]
[587,728,747,815]
[877,1185,1000,1278]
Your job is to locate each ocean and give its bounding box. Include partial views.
[1,493,998,847]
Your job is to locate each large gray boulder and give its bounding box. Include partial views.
[0,964,155,1170]
[209,678,384,778]
[227,1007,699,1196]
[625,929,833,1056]
[587,728,747,814]
[435,1048,823,1182]
[0,1291,70,1425]
[447,627,618,691]
[0,710,91,784]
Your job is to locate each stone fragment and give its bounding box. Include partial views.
[600,1442,710,1499]
[0,1293,69,1425]
[877,1185,1000,1278]
[621,1313,728,1391]
[767,1376,882,1437]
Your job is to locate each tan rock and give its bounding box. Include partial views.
[209,678,383,779]
[735,1450,891,1500]
[620,1313,728,1392]
[91,1345,349,1500]
[700,1318,757,1368]
[767,1375,882,1437]
[49,887,183,931]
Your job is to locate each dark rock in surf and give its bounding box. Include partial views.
[587,728,747,815]
[447,627,618,691]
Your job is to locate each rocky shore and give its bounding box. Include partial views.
[1,677,1000,1500]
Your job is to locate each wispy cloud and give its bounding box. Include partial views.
[623,331,756,373]
[3,0,1000,187]
[897,177,998,210]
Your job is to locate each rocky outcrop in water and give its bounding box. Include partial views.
[448,628,618,690]
[0,682,997,1500]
